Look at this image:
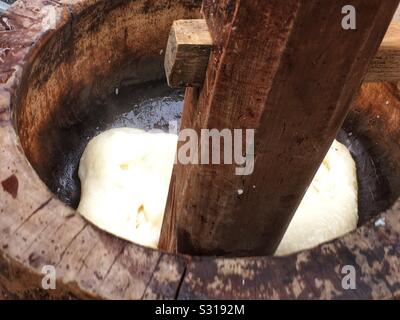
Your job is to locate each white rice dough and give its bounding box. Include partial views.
[78,128,178,248]
[78,129,358,255]
[275,140,358,256]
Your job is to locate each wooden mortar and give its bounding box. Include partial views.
[0,0,399,299]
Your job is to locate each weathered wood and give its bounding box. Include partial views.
[0,0,200,300]
[178,82,400,299]
[178,202,400,300]
[164,19,400,87]
[164,19,213,88]
[160,0,399,256]
[1,0,400,300]
[367,21,400,82]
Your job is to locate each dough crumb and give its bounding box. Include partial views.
[374,218,386,227]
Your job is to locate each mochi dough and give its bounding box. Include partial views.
[275,140,358,256]
[78,128,178,248]
[78,128,358,255]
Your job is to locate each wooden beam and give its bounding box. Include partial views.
[164,19,213,88]
[165,20,400,87]
[367,21,400,82]
[160,0,399,257]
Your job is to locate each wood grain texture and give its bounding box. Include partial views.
[178,201,400,300]
[0,0,200,300]
[165,19,212,87]
[0,0,400,300]
[163,19,400,84]
[367,21,400,82]
[178,81,400,299]
[160,0,400,256]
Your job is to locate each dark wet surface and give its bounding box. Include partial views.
[47,79,389,227]
[337,130,390,226]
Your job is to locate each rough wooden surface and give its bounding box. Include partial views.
[367,21,400,82]
[165,19,212,88]
[0,0,200,300]
[160,0,399,257]
[179,204,400,300]
[178,81,400,300]
[0,0,399,300]
[164,18,400,86]
[165,21,400,87]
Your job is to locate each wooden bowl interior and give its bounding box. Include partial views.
[13,0,400,236]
